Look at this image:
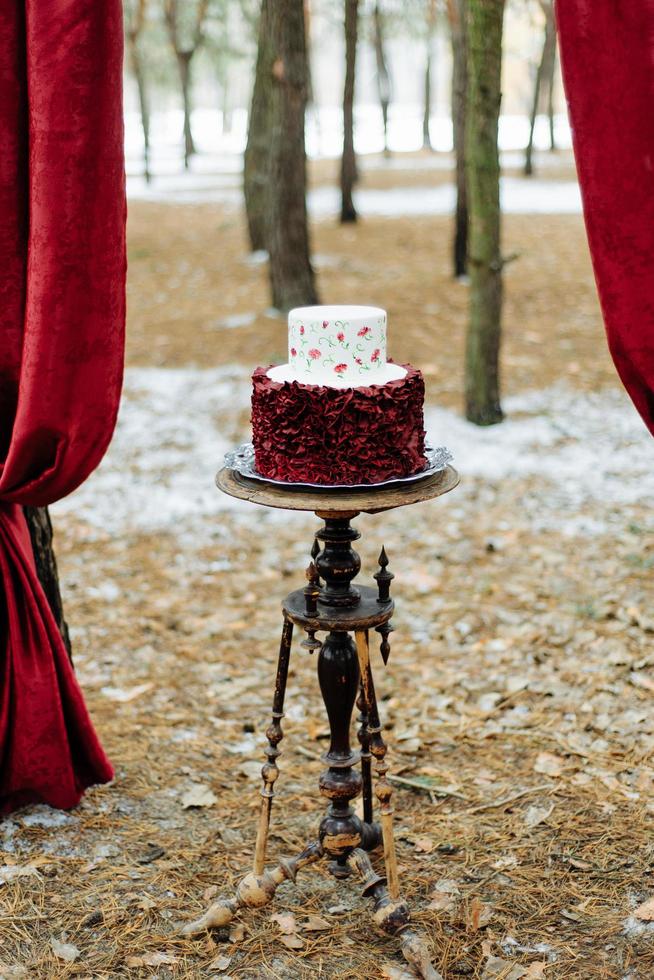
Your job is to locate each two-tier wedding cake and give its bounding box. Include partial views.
[251,305,426,484]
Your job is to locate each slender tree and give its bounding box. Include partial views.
[546,48,556,151]
[243,0,274,251]
[465,0,505,425]
[524,0,556,176]
[340,0,359,222]
[24,508,72,662]
[373,2,391,156]
[422,0,437,151]
[447,0,467,277]
[267,0,318,310]
[164,0,209,169]
[125,0,152,183]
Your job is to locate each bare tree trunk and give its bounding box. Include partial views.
[546,26,557,150]
[448,0,467,278]
[422,0,437,151]
[423,55,432,150]
[24,507,72,663]
[164,0,208,171]
[134,54,152,183]
[373,2,391,156]
[524,0,555,176]
[178,53,194,169]
[340,0,358,223]
[267,0,318,310]
[465,0,505,425]
[244,0,274,252]
[126,0,151,183]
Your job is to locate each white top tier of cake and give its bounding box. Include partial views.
[266,305,407,389]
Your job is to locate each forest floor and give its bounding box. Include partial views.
[2,151,654,980]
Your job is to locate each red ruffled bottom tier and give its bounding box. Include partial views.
[251,365,426,485]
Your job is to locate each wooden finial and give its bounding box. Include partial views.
[376,622,394,666]
[301,628,322,654]
[374,546,394,603]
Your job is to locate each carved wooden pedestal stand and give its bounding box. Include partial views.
[184,466,459,978]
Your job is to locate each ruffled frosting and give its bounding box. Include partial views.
[251,364,426,485]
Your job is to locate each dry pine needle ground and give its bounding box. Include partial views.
[1,152,653,979]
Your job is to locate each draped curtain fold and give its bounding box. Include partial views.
[556,0,654,433]
[0,0,125,813]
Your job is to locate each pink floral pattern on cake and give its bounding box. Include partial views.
[288,310,388,382]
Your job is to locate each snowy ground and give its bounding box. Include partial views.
[127,174,582,215]
[52,367,652,539]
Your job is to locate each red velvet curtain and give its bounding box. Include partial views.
[556,1,654,434]
[0,1,125,812]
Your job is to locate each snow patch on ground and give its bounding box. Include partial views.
[127,174,581,216]
[426,386,653,536]
[52,368,652,539]
[53,367,253,534]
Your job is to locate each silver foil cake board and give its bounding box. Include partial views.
[223,443,453,492]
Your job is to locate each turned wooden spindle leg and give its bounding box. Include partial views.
[347,849,441,979]
[182,841,324,936]
[356,670,374,827]
[354,629,400,899]
[253,615,293,876]
[317,630,363,875]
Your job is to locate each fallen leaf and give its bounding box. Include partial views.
[137,894,157,911]
[208,954,232,971]
[100,683,153,703]
[0,865,40,886]
[279,934,304,950]
[431,878,460,896]
[381,963,418,979]
[630,671,654,692]
[533,752,564,776]
[50,939,80,963]
[181,784,218,809]
[141,951,179,966]
[492,854,518,870]
[524,963,548,978]
[482,956,527,979]
[301,914,330,932]
[634,897,654,921]
[228,922,246,943]
[270,911,297,935]
[524,803,554,828]
[239,760,263,780]
[126,957,144,968]
[0,964,29,979]
[204,884,219,901]
[429,892,457,912]
[414,836,435,853]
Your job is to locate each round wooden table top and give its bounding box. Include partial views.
[216,464,459,516]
